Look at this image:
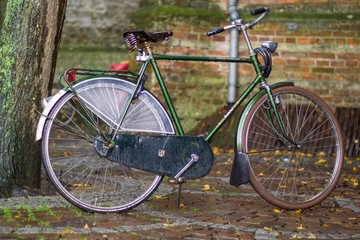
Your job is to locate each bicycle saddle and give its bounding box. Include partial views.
[123,30,173,52]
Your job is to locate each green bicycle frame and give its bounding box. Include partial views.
[145,53,265,140]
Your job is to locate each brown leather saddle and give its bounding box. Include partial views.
[123,30,173,51]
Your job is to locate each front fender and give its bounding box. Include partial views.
[35,89,67,141]
[235,81,294,150]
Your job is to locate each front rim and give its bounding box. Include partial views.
[243,86,343,209]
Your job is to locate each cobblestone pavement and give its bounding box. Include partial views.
[0,153,359,239]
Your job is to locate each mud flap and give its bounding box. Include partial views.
[230,150,250,187]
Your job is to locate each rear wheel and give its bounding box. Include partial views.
[41,78,174,213]
[241,86,343,209]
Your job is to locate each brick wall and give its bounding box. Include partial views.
[152,0,360,109]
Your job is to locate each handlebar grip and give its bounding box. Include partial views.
[250,7,269,16]
[207,27,225,36]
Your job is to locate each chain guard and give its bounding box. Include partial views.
[94,134,214,179]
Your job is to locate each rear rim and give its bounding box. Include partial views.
[42,79,174,213]
[242,86,343,209]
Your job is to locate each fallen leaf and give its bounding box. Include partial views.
[72,183,92,188]
[315,159,327,165]
[61,229,74,234]
[317,151,326,156]
[84,224,89,229]
[163,223,175,227]
[264,226,274,231]
[273,208,283,213]
[297,224,306,230]
[202,184,211,191]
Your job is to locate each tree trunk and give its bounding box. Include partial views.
[0,0,67,197]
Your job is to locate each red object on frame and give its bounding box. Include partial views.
[110,61,129,71]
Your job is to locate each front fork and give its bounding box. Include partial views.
[262,84,299,148]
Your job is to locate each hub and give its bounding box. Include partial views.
[94,135,114,157]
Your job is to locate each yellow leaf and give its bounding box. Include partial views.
[264,226,274,231]
[61,229,74,234]
[84,224,89,229]
[234,232,241,237]
[212,147,222,154]
[258,173,265,177]
[202,184,211,191]
[72,183,92,188]
[348,217,356,220]
[294,209,302,214]
[227,149,234,154]
[297,224,306,230]
[295,152,305,157]
[179,203,185,208]
[163,223,175,227]
[315,159,327,165]
[322,223,331,228]
[352,167,358,172]
[154,195,168,200]
[317,151,326,156]
[299,167,305,171]
[273,208,283,213]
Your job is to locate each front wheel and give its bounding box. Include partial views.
[241,86,344,209]
[41,77,175,213]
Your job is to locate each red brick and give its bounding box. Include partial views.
[309,53,336,59]
[346,60,358,67]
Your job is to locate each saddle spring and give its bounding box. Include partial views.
[124,33,138,52]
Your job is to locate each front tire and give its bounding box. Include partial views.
[241,86,343,209]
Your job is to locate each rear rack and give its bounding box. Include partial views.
[57,68,138,89]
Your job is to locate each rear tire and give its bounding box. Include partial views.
[241,86,343,209]
[41,77,175,213]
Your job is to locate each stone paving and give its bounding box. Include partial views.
[0,153,359,239]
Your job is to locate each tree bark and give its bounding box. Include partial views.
[0,0,67,197]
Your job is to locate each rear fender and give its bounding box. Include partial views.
[35,89,67,141]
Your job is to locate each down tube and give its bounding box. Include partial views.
[150,57,185,135]
[205,75,262,142]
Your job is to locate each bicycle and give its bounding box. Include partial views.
[36,7,344,213]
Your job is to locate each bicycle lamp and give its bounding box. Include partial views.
[261,41,278,53]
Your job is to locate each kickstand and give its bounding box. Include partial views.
[177,183,183,208]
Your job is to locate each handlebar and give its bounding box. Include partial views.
[207,7,270,36]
